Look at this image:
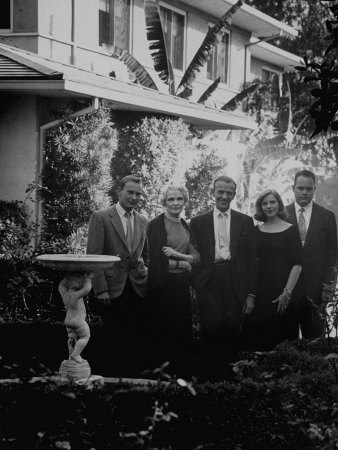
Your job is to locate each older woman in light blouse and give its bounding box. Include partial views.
[147,184,200,378]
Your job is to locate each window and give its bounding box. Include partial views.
[99,0,130,50]
[159,5,185,71]
[262,68,279,81]
[207,31,229,84]
[0,0,11,30]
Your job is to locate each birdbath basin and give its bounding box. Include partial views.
[37,254,120,384]
[36,254,120,272]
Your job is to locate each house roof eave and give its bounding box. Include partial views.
[250,41,302,71]
[182,0,298,38]
[0,78,256,131]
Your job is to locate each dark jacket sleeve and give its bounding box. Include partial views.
[147,214,168,296]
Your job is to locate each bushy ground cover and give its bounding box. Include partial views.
[1,336,338,450]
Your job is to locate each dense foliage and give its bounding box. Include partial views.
[110,113,194,218]
[185,147,227,218]
[1,339,338,449]
[42,108,117,237]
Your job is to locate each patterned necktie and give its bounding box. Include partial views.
[218,212,228,259]
[298,207,307,245]
[125,211,133,252]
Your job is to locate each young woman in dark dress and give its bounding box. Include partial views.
[147,184,200,378]
[243,189,302,351]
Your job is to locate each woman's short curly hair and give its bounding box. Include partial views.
[254,189,288,222]
[160,184,189,207]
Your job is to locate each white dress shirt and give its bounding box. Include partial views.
[294,201,313,231]
[214,207,231,261]
[116,202,135,235]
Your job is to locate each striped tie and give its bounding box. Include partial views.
[125,211,133,252]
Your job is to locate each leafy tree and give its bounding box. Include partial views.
[42,108,117,237]
[110,114,195,218]
[247,0,331,60]
[185,148,227,218]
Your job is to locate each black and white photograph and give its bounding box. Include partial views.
[1,0,338,448]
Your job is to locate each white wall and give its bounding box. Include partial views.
[0,95,38,217]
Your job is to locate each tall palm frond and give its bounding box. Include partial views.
[144,0,175,94]
[221,83,257,111]
[109,45,158,90]
[176,0,244,94]
[197,77,221,104]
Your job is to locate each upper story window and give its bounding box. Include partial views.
[0,0,11,31]
[207,30,230,84]
[99,0,130,50]
[159,4,185,71]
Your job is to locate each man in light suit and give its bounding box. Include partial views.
[286,169,337,338]
[190,175,257,380]
[86,175,149,376]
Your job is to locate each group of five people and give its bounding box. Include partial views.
[86,170,337,381]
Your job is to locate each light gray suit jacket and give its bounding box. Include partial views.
[86,205,149,299]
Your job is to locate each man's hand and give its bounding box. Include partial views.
[243,295,255,315]
[96,292,111,306]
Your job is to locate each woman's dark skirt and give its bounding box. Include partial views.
[149,271,192,379]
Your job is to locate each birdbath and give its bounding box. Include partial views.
[36,254,120,384]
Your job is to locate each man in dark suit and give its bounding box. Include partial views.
[86,175,149,376]
[286,169,337,338]
[190,175,257,380]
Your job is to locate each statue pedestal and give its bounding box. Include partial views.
[59,358,91,381]
[59,359,104,388]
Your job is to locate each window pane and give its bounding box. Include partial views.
[99,10,110,45]
[217,33,229,84]
[262,69,273,81]
[0,0,11,29]
[160,6,184,71]
[207,45,216,80]
[172,11,184,70]
[114,0,130,50]
[160,7,172,63]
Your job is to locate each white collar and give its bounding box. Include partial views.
[214,207,230,217]
[295,201,313,213]
[116,202,134,217]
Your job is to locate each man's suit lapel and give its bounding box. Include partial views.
[109,205,129,250]
[287,203,297,226]
[132,212,145,255]
[230,210,241,257]
[305,202,320,247]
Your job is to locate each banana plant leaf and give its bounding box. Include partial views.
[197,77,221,104]
[177,86,193,99]
[176,0,244,94]
[144,0,175,94]
[110,45,158,90]
[221,83,257,111]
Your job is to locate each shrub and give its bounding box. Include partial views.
[42,107,117,237]
[0,340,337,449]
[110,113,194,219]
[185,147,227,218]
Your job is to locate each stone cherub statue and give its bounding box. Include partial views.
[58,272,93,364]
